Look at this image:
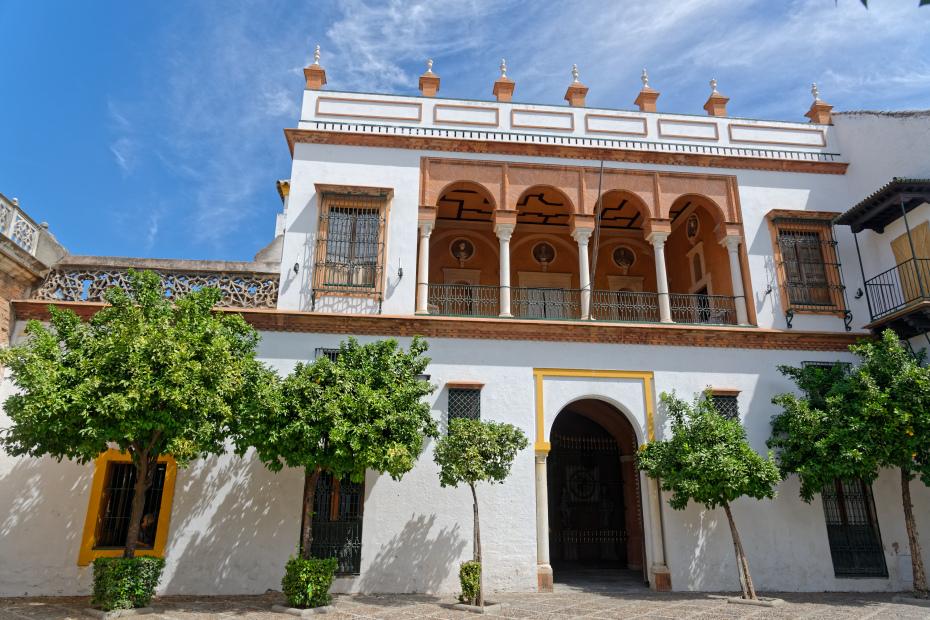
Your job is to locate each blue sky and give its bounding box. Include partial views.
[1,1,927,262]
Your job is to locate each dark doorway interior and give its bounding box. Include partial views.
[547,402,645,586]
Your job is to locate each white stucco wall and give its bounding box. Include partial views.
[3,327,928,596]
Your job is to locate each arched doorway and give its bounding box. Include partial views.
[547,399,646,587]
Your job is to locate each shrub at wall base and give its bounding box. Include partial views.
[458,561,481,605]
[91,557,165,611]
[282,557,338,609]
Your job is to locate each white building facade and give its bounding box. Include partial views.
[2,59,929,598]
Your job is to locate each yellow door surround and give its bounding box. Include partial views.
[532,368,656,454]
[77,449,178,566]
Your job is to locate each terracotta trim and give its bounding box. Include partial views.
[446,381,485,389]
[315,96,423,122]
[657,118,720,141]
[710,388,741,396]
[510,109,576,131]
[584,114,648,137]
[767,209,839,222]
[285,129,848,175]
[13,300,866,352]
[433,104,500,127]
[728,123,826,148]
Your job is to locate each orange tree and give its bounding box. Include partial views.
[770,330,930,598]
[638,391,780,600]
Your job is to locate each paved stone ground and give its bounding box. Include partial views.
[2,590,930,620]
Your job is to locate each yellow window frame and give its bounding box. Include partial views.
[77,449,178,566]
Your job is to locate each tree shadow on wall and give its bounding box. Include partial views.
[357,513,466,594]
[0,456,93,595]
[160,451,301,595]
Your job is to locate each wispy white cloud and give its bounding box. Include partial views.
[101,0,929,258]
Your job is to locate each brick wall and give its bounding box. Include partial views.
[0,271,31,347]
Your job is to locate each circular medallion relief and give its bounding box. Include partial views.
[449,238,475,263]
[612,246,636,274]
[686,213,700,243]
[532,241,556,266]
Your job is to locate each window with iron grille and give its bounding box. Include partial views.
[315,347,340,362]
[94,462,167,549]
[711,394,739,420]
[310,471,364,575]
[448,387,481,421]
[770,214,846,314]
[313,192,387,295]
[821,478,887,578]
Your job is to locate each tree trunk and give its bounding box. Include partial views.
[723,502,757,600]
[901,468,929,598]
[299,466,322,560]
[123,453,156,559]
[469,482,484,608]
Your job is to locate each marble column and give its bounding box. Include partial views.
[723,235,750,325]
[534,452,553,592]
[415,221,433,315]
[495,222,515,318]
[572,228,593,319]
[647,232,672,323]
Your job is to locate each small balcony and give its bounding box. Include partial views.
[427,283,737,325]
[863,258,930,337]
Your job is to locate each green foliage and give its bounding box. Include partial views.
[281,556,338,609]
[233,336,437,482]
[637,391,780,510]
[458,561,481,605]
[770,330,930,499]
[91,557,165,611]
[0,270,272,467]
[433,418,528,488]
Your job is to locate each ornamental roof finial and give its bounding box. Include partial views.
[710,78,718,94]
[313,44,320,66]
[500,58,507,78]
[641,68,649,88]
[811,82,821,102]
[571,64,580,83]
[426,58,434,74]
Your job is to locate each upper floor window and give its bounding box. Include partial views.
[768,211,846,318]
[313,187,389,296]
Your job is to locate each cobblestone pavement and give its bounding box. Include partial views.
[2,590,930,620]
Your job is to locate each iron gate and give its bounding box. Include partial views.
[310,472,364,575]
[821,478,887,578]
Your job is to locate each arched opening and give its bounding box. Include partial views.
[427,182,499,316]
[511,186,578,319]
[590,191,659,322]
[665,195,738,324]
[547,399,647,588]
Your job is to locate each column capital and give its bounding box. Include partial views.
[419,221,434,237]
[494,222,515,240]
[571,227,594,245]
[721,234,742,252]
[418,204,437,224]
[646,231,669,248]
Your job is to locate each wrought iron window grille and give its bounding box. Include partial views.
[448,387,481,422]
[772,216,851,331]
[315,347,340,362]
[710,394,739,420]
[821,478,887,578]
[310,471,364,575]
[311,193,386,310]
[94,463,167,549]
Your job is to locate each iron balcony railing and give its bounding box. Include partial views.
[590,290,660,323]
[427,284,735,325]
[864,258,930,321]
[512,286,581,320]
[669,293,738,325]
[426,283,499,317]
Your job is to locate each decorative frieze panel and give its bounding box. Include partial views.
[0,196,40,255]
[33,268,279,308]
